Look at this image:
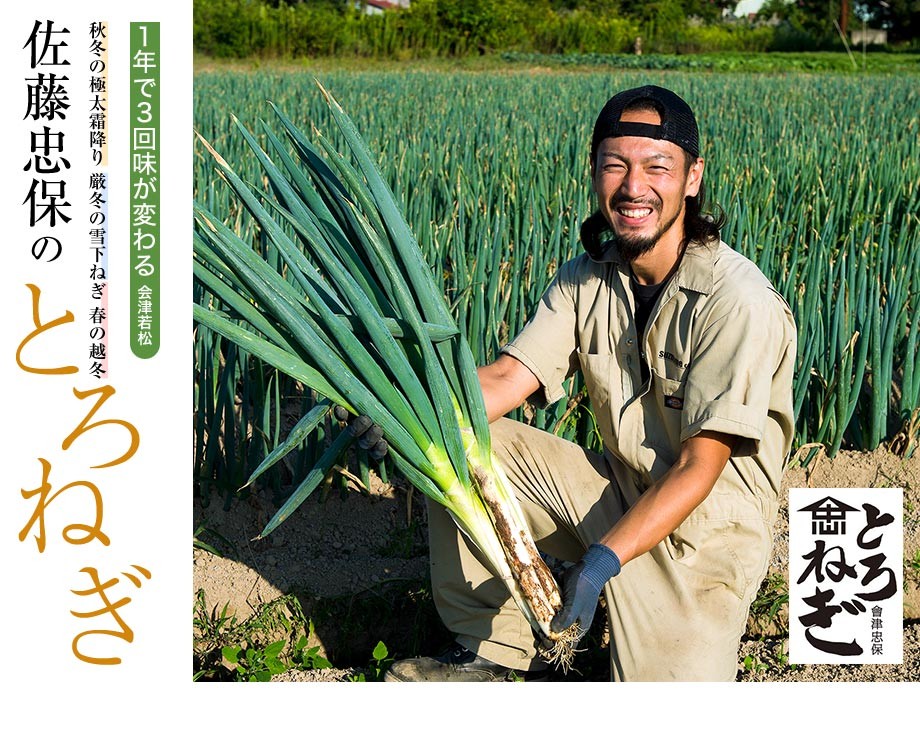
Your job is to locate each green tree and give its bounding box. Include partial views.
[430,0,530,51]
[683,0,739,22]
[757,0,838,39]
[760,0,918,42]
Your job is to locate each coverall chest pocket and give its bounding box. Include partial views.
[577,351,620,444]
[649,369,685,454]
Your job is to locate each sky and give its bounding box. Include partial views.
[734,0,767,15]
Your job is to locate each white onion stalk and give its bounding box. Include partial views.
[457,423,577,667]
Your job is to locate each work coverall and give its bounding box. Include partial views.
[428,237,797,681]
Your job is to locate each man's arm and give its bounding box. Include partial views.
[478,357,735,561]
[477,354,541,423]
[551,429,736,637]
[599,430,735,564]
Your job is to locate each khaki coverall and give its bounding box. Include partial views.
[428,237,797,681]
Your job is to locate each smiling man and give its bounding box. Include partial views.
[385,85,798,682]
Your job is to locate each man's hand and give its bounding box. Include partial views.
[551,543,621,644]
[333,406,388,460]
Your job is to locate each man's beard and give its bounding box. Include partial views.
[611,200,682,263]
[615,231,659,263]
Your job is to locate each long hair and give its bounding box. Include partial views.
[684,173,725,247]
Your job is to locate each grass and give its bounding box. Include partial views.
[737,576,800,679]
[193,590,347,681]
[192,587,389,681]
[910,550,920,577]
[195,50,920,76]
[738,638,801,677]
[309,578,448,665]
[193,573,449,681]
[192,525,235,557]
[749,573,790,631]
[376,519,427,559]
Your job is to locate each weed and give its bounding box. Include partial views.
[221,620,338,682]
[193,590,241,680]
[244,593,305,638]
[875,468,894,488]
[738,636,801,680]
[369,640,392,680]
[223,640,288,682]
[909,550,920,577]
[347,640,393,681]
[291,636,333,670]
[193,589,237,641]
[771,639,800,672]
[310,577,448,665]
[749,573,789,627]
[193,525,235,557]
[290,621,333,670]
[193,590,335,681]
[742,654,770,673]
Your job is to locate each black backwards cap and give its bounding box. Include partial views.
[591,85,700,161]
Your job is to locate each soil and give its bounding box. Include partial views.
[193,444,920,682]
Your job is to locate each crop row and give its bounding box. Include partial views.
[193,70,919,494]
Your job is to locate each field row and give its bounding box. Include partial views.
[193,70,920,490]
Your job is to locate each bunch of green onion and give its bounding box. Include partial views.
[193,83,577,666]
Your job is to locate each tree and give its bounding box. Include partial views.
[760,0,918,42]
[855,0,920,41]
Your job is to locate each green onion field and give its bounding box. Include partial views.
[192,65,920,683]
[194,69,920,494]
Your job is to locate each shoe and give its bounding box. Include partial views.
[383,642,547,682]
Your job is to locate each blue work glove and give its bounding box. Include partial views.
[551,543,622,642]
[334,406,389,460]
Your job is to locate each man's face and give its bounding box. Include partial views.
[591,108,704,261]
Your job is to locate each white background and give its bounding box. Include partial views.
[1,2,915,746]
[2,0,192,730]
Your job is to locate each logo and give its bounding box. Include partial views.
[789,488,903,665]
[658,350,687,369]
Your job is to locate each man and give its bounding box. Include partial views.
[385,85,797,682]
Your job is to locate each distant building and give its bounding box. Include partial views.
[852,28,887,45]
[357,0,410,15]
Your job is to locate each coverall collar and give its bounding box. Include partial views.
[588,235,718,296]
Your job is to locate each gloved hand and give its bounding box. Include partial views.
[551,543,622,643]
[334,406,388,460]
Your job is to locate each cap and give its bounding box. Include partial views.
[591,85,700,160]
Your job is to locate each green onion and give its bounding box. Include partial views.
[193,84,577,667]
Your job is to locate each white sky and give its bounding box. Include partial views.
[734,0,767,15]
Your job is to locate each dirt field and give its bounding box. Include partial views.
[194,444,919,682]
